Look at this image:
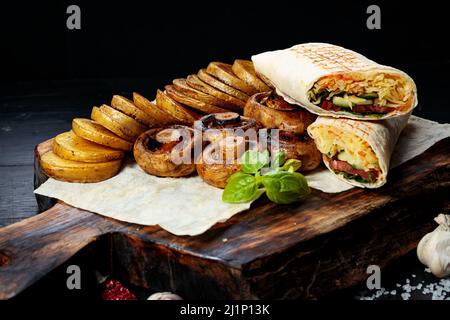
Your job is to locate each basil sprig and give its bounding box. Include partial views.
[222,150,310,204]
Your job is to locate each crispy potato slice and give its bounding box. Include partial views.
[186,75,244,112]
[40,151,122,183]
[98,104,148,140]
[232,60,272,92]
[206,62,258,96]
[111,95,157,127]
[72,118,133,151]
[91,106,136,142]
[255,70,275,89]
[155,89,200,125]
[198,69,249,102]
[166,84,229,114]
[172,78,233,110]
[53,131,125,163]
[132,92,178,126]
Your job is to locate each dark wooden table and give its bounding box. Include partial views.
[1,79,449,300]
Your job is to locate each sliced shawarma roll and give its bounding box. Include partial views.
[252,43,418,120]
[307,113,410,188]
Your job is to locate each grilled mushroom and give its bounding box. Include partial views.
[244,92,316,135]
[269,130,322,171]
[194,112,260,143]
[197,136,248,188]
[134,125,196,177]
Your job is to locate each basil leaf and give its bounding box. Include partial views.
[261,171,310,204]
[279,173,307,192]
[222,172,263,203]
[240,150,270,174]
[282,159,302,172]
[271,151,286,169]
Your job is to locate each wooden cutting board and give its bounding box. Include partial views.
[0,138,450,299]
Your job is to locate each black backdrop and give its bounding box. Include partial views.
[1,0,449,120]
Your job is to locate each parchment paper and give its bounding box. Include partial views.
[35,116,450,235]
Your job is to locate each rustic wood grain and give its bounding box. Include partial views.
[0,166,38,225]
[34,140,54,212]
[0,202,131,300]
[0,138,449,299]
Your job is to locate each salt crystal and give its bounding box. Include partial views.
[357,270,449,300]
[401,292,411,300]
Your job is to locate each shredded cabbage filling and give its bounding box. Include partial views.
[308,72,414,111]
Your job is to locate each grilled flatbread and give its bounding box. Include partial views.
[252,43,417,120]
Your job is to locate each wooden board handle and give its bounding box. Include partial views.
[0,202,114,299]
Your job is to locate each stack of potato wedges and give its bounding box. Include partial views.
[166,60,273,115]
[40,59,273,183]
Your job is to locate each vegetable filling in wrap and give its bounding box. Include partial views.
[309,126,380,183]
[309,72,415,116]
[307,114,410,188]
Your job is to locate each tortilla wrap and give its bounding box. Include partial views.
[307,113,410,188]
[252,43,418,120]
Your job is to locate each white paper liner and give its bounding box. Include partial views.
[35,116,450,235]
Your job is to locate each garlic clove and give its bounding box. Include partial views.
[417,232,433,265]
[417,214,450,278]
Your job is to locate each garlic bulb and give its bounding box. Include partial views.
[147,292,183,300]
[417,214,450,278]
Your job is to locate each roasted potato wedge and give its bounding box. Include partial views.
[53,131,125,163]
[111,95,157,127]
[186,75,244,112]
[91,106,136,142]
[232,60,272,92]
[206,62,258,96]
[72,118,133,151]
[155,89,200,125]
[172,79,233,110]
[166,84,228,114]
[198,69,249,102]
[255,70,275,89]
[132,92,178,126]
[98,104,148,140]
[40,151,122,183]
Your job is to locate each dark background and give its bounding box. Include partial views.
[0,0,449,300]
[1,0,449,121]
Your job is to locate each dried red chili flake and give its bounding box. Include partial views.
[101,279,137,300]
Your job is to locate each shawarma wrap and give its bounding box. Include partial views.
[252,43,417,120]
[307,113,410,188]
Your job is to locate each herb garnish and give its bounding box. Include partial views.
[222,150,310,204]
